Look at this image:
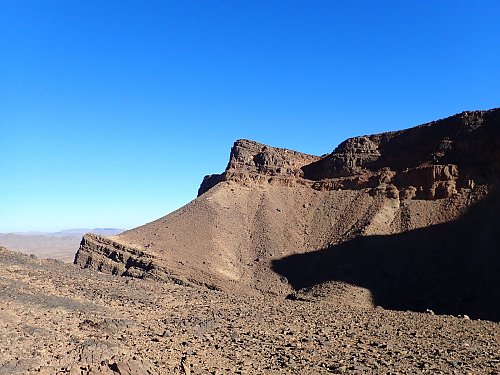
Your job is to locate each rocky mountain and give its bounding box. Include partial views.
[75,108,500,321]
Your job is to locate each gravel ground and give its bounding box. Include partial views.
[0,248,499,374]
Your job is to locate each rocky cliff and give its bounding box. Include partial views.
[198,139,320,195]
[304,109,500,198]
[74,108,500,320]
[199,109,500,200]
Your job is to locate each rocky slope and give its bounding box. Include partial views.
[2,246,499,374]
[74,108,500,321]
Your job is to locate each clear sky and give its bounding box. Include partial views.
[1,1,499,232]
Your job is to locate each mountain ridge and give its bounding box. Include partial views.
[75,108,500,320]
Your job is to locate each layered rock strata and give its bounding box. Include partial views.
[198,139,321,195]
[199,109,500,200]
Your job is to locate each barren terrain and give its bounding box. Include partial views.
[2,109,500,374]
[0,229,123,263]
[1,247,499,374]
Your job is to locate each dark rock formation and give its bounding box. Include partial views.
[75,234,156,278]
[302,109,500,199]
[74,234,214,288]
[199,109,500,200]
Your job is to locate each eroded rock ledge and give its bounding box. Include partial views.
[199,108,500,200]
[198,139,321,195]
[75,234,221,290]
[74,234,156,277]
[75,234,193,286]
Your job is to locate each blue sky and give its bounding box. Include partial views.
[1,1,499,232]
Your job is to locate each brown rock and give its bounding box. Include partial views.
[73,108,500,323]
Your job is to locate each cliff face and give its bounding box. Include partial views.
[198,139,320,195]
[74,108,500,320]
[199,109,499,201]
[75,234,155,278]
[303,109,500,199]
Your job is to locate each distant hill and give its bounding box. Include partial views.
[0,228,124,262]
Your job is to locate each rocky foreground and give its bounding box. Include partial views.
[1,247,499,374]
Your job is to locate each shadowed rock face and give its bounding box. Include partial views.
[303,109,500,198]
[75,108,500,321]
[199,109,500,200]
[305,110,500,177]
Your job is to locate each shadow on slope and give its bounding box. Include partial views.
[272,188,500,322]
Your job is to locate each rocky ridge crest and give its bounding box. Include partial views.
[201,109,500,200]
[198,139,321,195]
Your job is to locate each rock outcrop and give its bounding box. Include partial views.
[198,139,320,195]
[198,109,500,201]
[302,109,500,199]
[75,234,205,287]
[74,108,500,321]
[75,234,155,278]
